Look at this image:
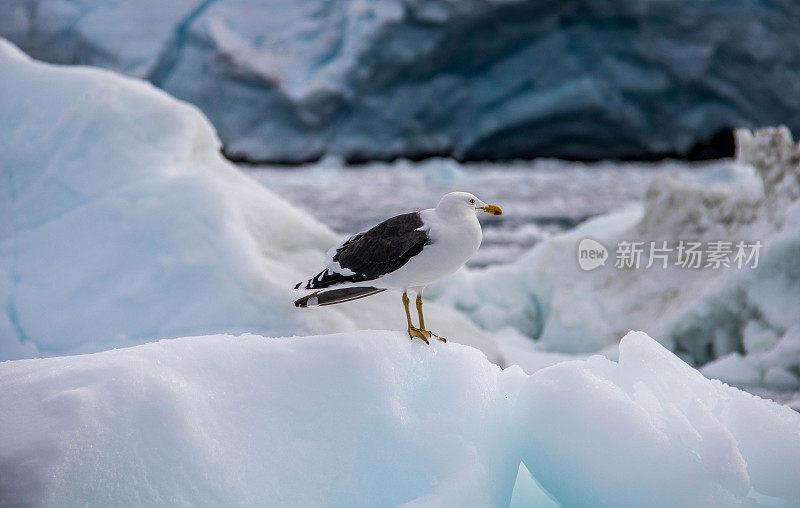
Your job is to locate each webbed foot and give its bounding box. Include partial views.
[408,326,431,345]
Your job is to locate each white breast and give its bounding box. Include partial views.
[378,207,482,290]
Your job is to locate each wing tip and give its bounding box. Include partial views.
[294,287,386,307]
[294,295,319,307]
[294,292,319,307]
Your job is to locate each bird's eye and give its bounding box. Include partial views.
[469,199,475,204]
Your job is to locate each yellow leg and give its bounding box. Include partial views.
[415,294,425,330]
[404,291,429,344]
[403,292,414,329]
[416,294,446,343]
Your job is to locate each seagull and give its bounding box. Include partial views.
[294,192,502,344]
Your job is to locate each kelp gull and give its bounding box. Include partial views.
[294,192,502,343]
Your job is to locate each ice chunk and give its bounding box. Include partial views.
[516,331,800,506]
[1,330,798,506]
[0,331,525,506]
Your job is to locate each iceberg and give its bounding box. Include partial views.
[0,330,797,506]
[0,39,499,362]
[2,0,799,162]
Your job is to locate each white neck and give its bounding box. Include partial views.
[435,206,475,223]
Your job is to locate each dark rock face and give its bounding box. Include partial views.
[3,0,799,163]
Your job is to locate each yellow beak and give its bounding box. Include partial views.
[479,204,503,216]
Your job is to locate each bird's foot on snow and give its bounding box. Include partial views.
[408,327,431,345]
[408,327,447,344]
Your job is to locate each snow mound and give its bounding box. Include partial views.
[1,331,798,506]
[0,40,499,362]
[3,0,800,162]
[432,127,800,400]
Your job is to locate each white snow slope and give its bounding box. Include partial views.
[0,40,499,362]
[1,331,798,507]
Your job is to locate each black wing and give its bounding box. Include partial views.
[295,212,430,290]
[334,212,430,278]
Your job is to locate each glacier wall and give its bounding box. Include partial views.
[1,0,799,163]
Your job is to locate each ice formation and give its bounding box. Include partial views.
[0,40,500,362]
[0,331,798,506]
[431,126,800,401]
[2,0,799,162]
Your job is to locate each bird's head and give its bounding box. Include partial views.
[436,192,503,218]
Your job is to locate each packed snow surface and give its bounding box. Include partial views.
[0,40,499,362]
[1,331,798,507]
[2,0,800,162]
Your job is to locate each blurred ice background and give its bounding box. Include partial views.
[3,0,799,163]
[250,158,752,267]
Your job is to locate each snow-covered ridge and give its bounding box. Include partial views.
[2,0,799,162]
[0,39,499,362]
[1,331,798,506]
[432,126,800,399]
